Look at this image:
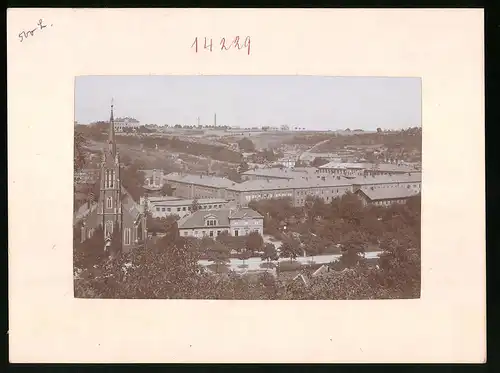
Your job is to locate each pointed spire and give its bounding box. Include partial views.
[108,98,116,156]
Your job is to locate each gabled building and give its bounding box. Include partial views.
[141,196,229,219]
[355,187,420,207]
[74,103,147,253]
[177,207,264,238]
[114,117,141,132]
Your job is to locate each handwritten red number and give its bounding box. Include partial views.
[233,36,242,49]
[244,36,251,55]
[204,37,213,52]
[191,37,198,53]
[220,38,231,51]
[193,36,250,54]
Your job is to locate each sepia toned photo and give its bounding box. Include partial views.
[73,75,422,300]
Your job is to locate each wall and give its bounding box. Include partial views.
[230,218,264,236]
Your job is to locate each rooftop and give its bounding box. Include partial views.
[242,167,318,180]
[149,198,228,207]
[351,173,422,185]
[319,162,418,172]
[164,172,235,188]
[228,177,353,192]
[177,208,262,229]
[115,117,140,123]
[357,187,420,201]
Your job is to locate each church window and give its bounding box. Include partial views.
[124,228,131,245]
[107,197,113,209]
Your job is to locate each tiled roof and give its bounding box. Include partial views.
[319,162,417,173]
[74,202,97,224]
[178,208,262,229]
[228,177,352,192]
[357,187,420,201]
[228,207,263,219]
[150,198,228,207]
[164,172,235,188]
[177,209,231,229]
[121,186,144,217]
[350,173,421,185]
[242,167,318,180]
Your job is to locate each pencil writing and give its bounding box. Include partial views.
[18,19,52,43]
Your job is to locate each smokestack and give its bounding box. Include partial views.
[214,113,217,127]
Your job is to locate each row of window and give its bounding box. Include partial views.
[367,183,419,190]
[183,229,227,237]
[244,192,293,201]
[104,170,115,188]
[373,200,406,206]
[297,188,344,196]
[154,204,224,212]
[81,225,132,245]
[296,194,343,205]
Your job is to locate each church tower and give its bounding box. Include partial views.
[76,101,148,254]
[98,100,122,250]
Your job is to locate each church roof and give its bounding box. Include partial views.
[121,186,144,218]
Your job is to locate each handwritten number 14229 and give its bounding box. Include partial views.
[191,36,251,55]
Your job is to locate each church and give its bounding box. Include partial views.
[75,102,147,253]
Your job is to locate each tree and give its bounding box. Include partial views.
[279,240,300,263]
[207,241,230,273]
[239,249,252,267]
[191,198,200,212]
[376,127,382,133]
[74,132,89,174]
[121,164,145,202]
[261,243,278,263]
[339,231,366,268]
[245,231,264,253]
[238,161,250,173]
[311,157,329,167]
[74,225,105,271]
[226,168,242,183]
[237,137,255,152]
[161,183,174,197]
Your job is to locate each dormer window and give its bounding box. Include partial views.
[205,218,218,226]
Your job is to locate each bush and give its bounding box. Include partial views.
[207,264,230,273]
[260,262,276,269]
[277,261,302,272]
[322,245,342,255]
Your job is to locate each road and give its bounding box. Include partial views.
[198,251,383,272]
[298,138,331,161]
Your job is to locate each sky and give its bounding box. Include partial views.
[74,76,421,131]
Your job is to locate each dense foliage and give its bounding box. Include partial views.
[77,124,243,164]
[75,192,421,299]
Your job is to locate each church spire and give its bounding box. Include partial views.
[108,98,116,156]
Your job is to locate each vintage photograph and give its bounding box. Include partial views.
[73,75,422,300]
